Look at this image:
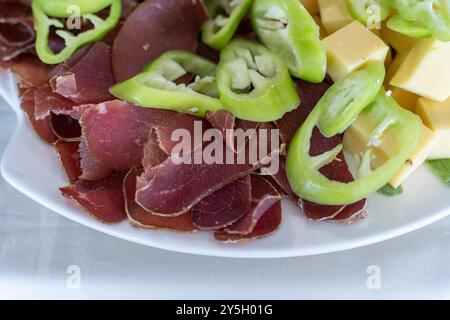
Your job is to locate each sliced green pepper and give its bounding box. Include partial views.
[286,64,421,206]
[395,0,450,41]
[251,0,326,83]
[345,0,393,25]
[110,51,223,116]
[202,0,253,50]
[33,0,121,64]
[317,61,385,138]
[387,15,432,38]
[216,39,300,122]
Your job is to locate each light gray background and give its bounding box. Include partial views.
[1,97,450,300]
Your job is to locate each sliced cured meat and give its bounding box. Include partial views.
[214,201,282,243]
[50,113,81,141]
[136,124,283,216]
[141,129,170,169]
[0,1,34,62]
[79,136,113,181]
[34,84,74,120]
[49,44,93,79]
[112,0,209,81]
[330,200,368,224]
[224,175,281,235]
[20,88,58,144]
[124,168,196,232]
[50,42,115,105]
[60,172,127,224]
[192,175,252,230]
[267,156,297,199]
[10,54,50,88]
[54,141,81,184]
[275,80,330,144]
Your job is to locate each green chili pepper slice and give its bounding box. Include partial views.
[286,65,421,205]
[110,51,223,117]
[251,0,326,83]
[216,39,300,122]
[202,0,253,50]
[345,0,393,25]
[317,61,385,138]
[33,0,121,64]
[395,0,450,42]
[387,15,432,38]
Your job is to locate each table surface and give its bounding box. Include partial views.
[1,97,450,300]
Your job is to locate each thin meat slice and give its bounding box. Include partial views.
[60,172,127,224]
[79,136,112,180]
[267,156,297,199]
[214,201,282,243]
[224,175,281,235]
[192,175,252,230]
[50,42,115,105]
[50,113,81,141]
[331,200,368,224]
[20,88,58,144]
[54,141,81,184]
[10,54,50,88]
[124,168,196,232]
[112,0,209,81]
[34,84,74,120]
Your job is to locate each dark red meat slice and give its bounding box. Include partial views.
[60,172,127,224]
[79,136,113,180]
[224,175,281,235]
[50,113,81,141]
[34,84,74,120]
[331,200,368,224]
[141,129,170,169]
[214,201,282,243]
[267,156,297,199]
[54,141,81,184]
[112,0,209,81]
[50,42,115,104]
[10,54,50,88]
[124,168,196,232]
[20,88,58,144]
[192,175,252,230]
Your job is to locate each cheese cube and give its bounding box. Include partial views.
[322,21,389,81]
[390,87,420,113]
[343,115,437,188]
[385,53,406,83]
[390,38,450,102]
[318,0,353,34]
[416,97,450,159]
[380,22,417,55]
[301,0,319,15]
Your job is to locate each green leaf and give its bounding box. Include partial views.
[427,159,450,186]
[378,184,403,196]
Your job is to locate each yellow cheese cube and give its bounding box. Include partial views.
[390,38,450,102]
[416,97,450,159]
[389,87,420,113]
[380,22,417,55]
[343,115,437,188]
[318,0,353,34]
[301,0,319,15]
[385,53,406,83]
[312,14,327,39]
[322,21,389,81]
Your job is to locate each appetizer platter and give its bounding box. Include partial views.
[1,0,450,257]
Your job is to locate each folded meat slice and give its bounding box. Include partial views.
[0,1,34,62]
[34,84,74,120]
[214,201,282,243]
[54,141,81,184]
[60,172,127,224]
[50,113,81,141]
[9,54,50,88]
[112,0,208,81]
[192,175,252,230]
[123,168,196,232]
[50,42,115,105]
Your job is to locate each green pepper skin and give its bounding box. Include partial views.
[37,0,114,18]
[216,39,300,122]
[317,61,385,138]
[202,0,254,50]
[33,0,121,64]
[286,71,421,205]
[387,15,432,38]
[110,51,223,117]
[345,0,393,25]
[251,0,326,83]
[395,0,450,42]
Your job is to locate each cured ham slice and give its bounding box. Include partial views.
[112,0,209,81]
[50,42,115,105]
[50,113,81,141]
[192,175,252,230]
[34,84,73,120]
[124,168,196,232]
[223,175,281,235]
[10,54,50,88]
[214,201,282,243]
[54,141,81,184]
[60,172,127,224]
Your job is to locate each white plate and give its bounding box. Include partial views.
[2,69,450,258]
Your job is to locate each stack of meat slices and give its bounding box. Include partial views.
[1,0,367,243]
